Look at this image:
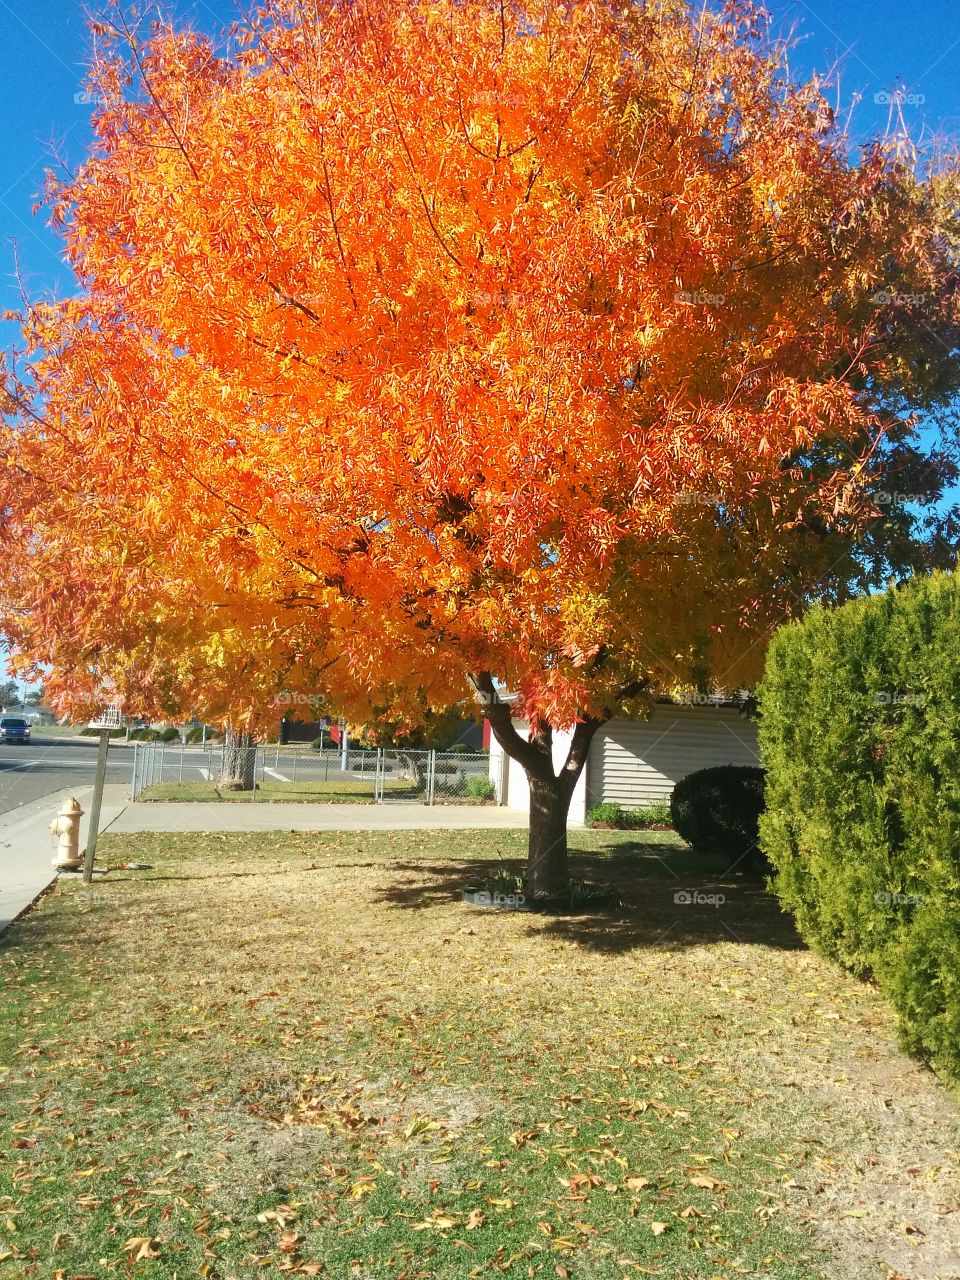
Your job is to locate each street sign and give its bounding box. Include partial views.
[88,705,123,730]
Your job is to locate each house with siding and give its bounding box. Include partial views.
[487,701,759,825]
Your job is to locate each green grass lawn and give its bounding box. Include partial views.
[1,829,958,1279]
[138,779,411,803]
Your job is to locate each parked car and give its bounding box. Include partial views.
[0,717,31,744]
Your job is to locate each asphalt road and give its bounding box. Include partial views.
[0,739,490,814]
[0,735,135,816]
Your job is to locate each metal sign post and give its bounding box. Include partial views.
[83,705,122,884]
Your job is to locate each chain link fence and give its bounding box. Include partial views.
[130,742,494,805]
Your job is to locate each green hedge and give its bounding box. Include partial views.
[758,570,960,1082]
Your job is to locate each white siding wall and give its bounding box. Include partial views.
[487,720,587,825]
[586,706,759,808]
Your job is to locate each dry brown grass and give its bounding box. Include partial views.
[0,829,957,1279]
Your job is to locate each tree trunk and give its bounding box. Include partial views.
[396,750,429,795]
[219,724,256,791]
[468,670,609,902]
[527,772,575,899]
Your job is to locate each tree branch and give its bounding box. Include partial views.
[468,671,553,779]
[560,715,603,787]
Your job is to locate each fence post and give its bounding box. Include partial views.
[130,741,138,800]
[428,750,436,806]
[292,749,298,782]
[179,741,185,782]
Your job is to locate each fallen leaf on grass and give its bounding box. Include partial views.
[412,1213,458,1231]
[257,1205,299,1226]
[404,1116,440,1139]
[565,1173,603,1190]
[122,1237,161,1262]
[649,1221,669,1236]
[689,1175,726,1191]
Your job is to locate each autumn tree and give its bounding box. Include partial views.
[4,0,960,896]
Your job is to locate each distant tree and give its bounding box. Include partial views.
[0,681,21,708]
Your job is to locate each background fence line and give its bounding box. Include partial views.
[130,742,492,805]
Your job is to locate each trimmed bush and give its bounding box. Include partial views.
[670,766,767,871]
[758,570,960,1082]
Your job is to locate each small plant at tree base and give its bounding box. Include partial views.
[463,868,621,911]
[670,767,768,873]
[310,736,326,751]
[465,776,496,801]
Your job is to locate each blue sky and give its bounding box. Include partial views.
[1,0,960,684]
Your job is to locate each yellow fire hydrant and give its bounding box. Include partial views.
[50,797,84,870]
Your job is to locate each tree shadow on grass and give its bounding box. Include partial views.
[372,849,805,955]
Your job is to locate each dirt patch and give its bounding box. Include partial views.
[756,992,960,1279]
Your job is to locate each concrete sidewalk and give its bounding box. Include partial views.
[0,786,128,934]
[107,795,529,834]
